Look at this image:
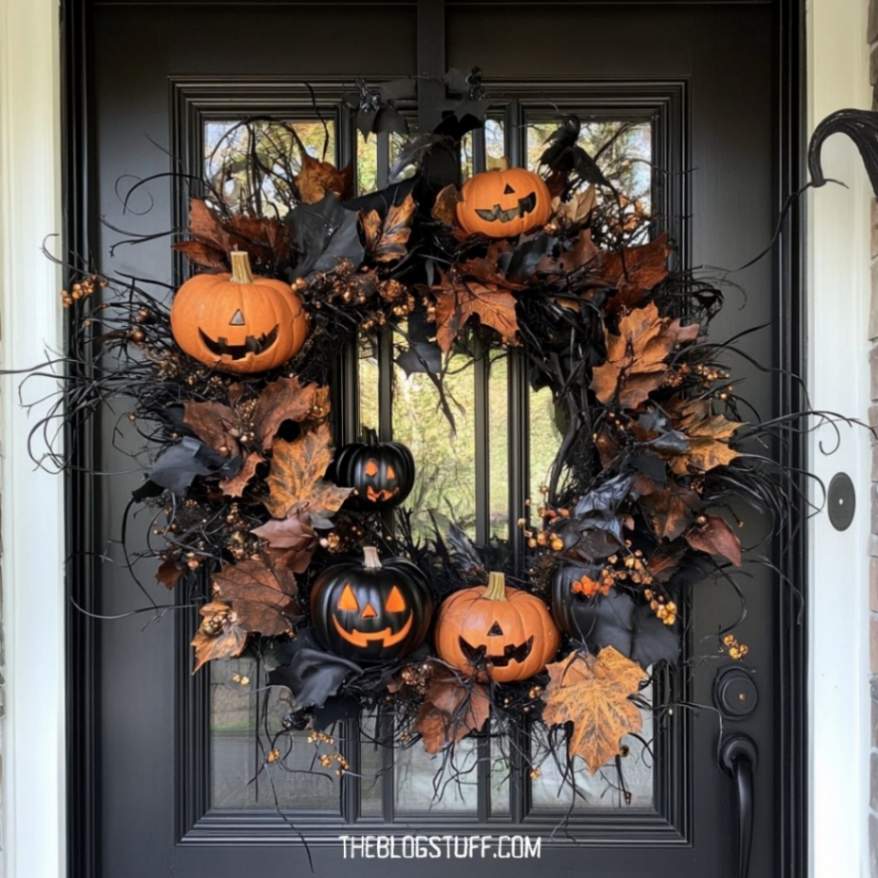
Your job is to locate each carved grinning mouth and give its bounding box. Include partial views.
[459,635,534,667]
[474,192,537,223]
[332,612,413,649]
[199,325,279,360]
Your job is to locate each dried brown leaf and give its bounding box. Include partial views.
[685,515,743,567]
[640,484,700,541]
[542,648,646,774]
[416,673,490,754]
[212,558,298,637]
[295,154,353,204]
[371,194,416,263]
[432,274,519,353]
[265,423,352,520]
[432,184,461,226]
[592,233,671,310]
[182,400,239,456]
[156,558,184,590]
[591,302,699,409]
[251,511,317,574]
[191,601,247,672]
[171,240,227,271]
[669,401,743,474]
[252,376,330,451]
[219,451,264,498]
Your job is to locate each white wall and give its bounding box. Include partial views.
[808,0,874,876]
[0,1,66,877]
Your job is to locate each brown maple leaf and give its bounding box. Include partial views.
[191,600,247,672]
[537,228,600,277]
[416,673,490,754]
[156,558,184,590]
[295,153,353,204]
[211,557,299,637]
[591,302,699,409]
[362,194,416,263]
[432,273,519,353]
[669,400,743,474]
[685,515,743,567]
[183,400,239,456]
[251,509,317,574]
[551,187,597,227]
[591,233,671,310]
[219,451,264,498]
[640,484,700,541]
[172,240,227,271]
[252,376,330,451]
[542,647,646,774]
[431,184,461,226]
[265,423,352,520]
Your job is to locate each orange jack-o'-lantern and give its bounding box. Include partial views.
[456,168,552,238]
[310,547,433,663]
[170,250,309,374]
[434,571,560,683]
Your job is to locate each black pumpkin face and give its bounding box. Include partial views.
[334,440,415,509]
[310,547,433,663]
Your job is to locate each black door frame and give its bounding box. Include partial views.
[60,1,808,875]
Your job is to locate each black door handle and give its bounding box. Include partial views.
[720,734,758,878]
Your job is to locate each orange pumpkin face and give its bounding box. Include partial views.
[434,572,560,683]
[456,168,552,238]
[170,251,309,374]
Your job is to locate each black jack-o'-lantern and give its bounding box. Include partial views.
[456,167,552,238]
[333,438,415,509]
[310,546,433,663]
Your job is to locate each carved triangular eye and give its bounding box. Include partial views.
[503,183,515,194]
[385,465,396,480]
[364,459,379,477]
[229,309,246,326]
[385,585,406,613]
[488,621,504,636]
[338,584,359,612]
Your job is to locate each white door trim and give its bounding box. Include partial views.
[807,1,873,876]
[0,1,66,877]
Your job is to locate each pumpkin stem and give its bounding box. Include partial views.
[229,250,254,284]
[362,546,382,570]
[484,571,507,601]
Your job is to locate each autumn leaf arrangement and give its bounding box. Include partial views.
[22,93,817,807]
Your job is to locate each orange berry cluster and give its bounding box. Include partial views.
[643,588,677,626]
[570,572,613,598]
[722,633,750,661]
[60,274,107,308]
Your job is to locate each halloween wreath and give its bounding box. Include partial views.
[24,80,874,810]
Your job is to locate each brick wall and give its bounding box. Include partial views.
[870,4,878,875]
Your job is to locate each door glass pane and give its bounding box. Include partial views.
[395,735,480,814]
[205,118,337,216]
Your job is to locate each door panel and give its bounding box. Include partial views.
[69,2,804,877]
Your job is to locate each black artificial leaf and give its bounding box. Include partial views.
[567,590,680,669]
[648,430,689,454]
[443,522,488,582]
[289,193,364,279]
[502,233,556,282]
[629,453,667,483]
[637,409,669,433]
[396,340,442,376]
[141,437,241,497]
[268,645,362,710]
[312,695,361,730]
[574,474,632,516]
[630,604,681,669]
[344,178,417,216]
[539,115,582,169]
[389,133,446,180]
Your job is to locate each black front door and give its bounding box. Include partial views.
[66,2,805,876]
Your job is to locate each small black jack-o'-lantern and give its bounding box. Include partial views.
[333,438,415,509]
[310,547,433,663]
